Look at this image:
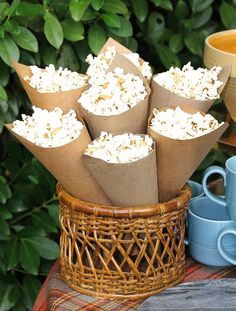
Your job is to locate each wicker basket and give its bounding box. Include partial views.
[57,184,191,300]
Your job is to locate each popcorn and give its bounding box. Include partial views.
[12,106,84,147]
[150,107,223,140]
[78,67,147,116]
[24,64,87,93]
[85,132,154,163]
[86,46,152,84]
[154,62,223,100]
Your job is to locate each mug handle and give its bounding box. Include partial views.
[217,227,236,265]
[202,165,226,207]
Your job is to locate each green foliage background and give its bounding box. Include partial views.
[0,0,235,309]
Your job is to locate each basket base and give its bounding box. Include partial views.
[60,263,186,300]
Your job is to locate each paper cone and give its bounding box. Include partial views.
[83,139,158,207]
[99,37,152,84]
[149,66,230,114]
[222,77,236,121]
[79,53,151,139]
[5,123,111,205]
[12,60,87,114]
[147,105,228,203]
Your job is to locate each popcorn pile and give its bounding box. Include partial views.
[78,67,147,116]
[150,107,223,140]
[86,46,152,84]
[85,132,154,163]
[154,62,222,100]
[24,64,87,93]
[12,106,84,147]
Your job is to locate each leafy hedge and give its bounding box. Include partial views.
[0,0,235,309]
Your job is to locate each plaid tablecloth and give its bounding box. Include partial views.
[33,257,236,311]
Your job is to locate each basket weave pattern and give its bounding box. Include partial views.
[57,184,191,300]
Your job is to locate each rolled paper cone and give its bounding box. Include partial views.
[147,105,228,203]
[12,60,87,114]
[149,66,230,114]
[79,53,151,139]
[83,142,159,207]
[99,37,152,84]
[222,77,236,121]
[5,123,111,205]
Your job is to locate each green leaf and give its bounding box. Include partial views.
[8,0,20,17]
[11,26,38,53]
[3,20,20,35]
[16,2,44,17]
[169,33,184,53]
[48,203,60,227]
[109,16,133,37]
[0,60,9,86]
[22,275,41,310]
[175,0,190,18]
[220,2,236,29]
[57,44,80,71]
[157,44,181,69]
[61,18,84,42]
[0,218,10,236]
[102,0,128,15]
[0,3,9,23]
[91,0,104,10]
[151,0,163,5]
[101,12,121,28]
[0,85,7,101]
[192,6,212,29]
[0,34,20,66]
[0,206,12,220]
[42,44,57,66]
[5,238,19,270]
[19,240,40,275]
[147,12,165,43]
[132,0,148,22]
[7,195,28,213]
[9,286,21,305]
[44,12,63,49]
[81,8,98,21]
[184,32,202,56]
[160,0,173,11]
[0,176,11,204]
[88,24,106,54]
[0,283,15,311]
[24,236,59,260]
[17,227,46,238]
[190,0,213,13]
[32,211,58,233]
[69,0,91,22]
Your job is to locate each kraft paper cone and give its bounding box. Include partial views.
[12,60,87,114]
[222,77,236,121]
[147,105,228,203]
[83,140,158,207]
[79,53,151,139]
[5,123,111,205]
[149,66,230,114]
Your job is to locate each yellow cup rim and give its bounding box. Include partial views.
[205,29,236,57]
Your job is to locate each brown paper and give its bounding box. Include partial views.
[83,139,158,207]
[5,123,111,205]
[100,37,145,64]
[147,105,228,203]
[149,66,230,114]
[79,53,151,139]
[12,60,87,114]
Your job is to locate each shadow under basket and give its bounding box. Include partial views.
[57,184,192,300]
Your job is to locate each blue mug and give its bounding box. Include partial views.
[187,180,204,201]
[186,197,236,266]
[202,156,236,220]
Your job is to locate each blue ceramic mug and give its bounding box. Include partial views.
[187,180,204,201]
[186,197,236,266]
[202,156,236,221]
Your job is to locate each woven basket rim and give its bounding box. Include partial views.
[57,183,191,218]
